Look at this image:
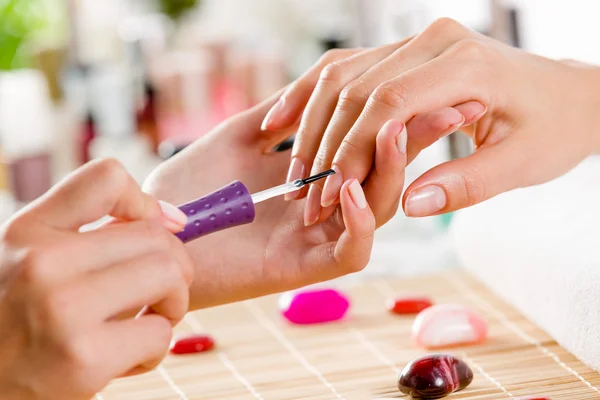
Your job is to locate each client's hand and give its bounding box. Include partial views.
[263,18,600,222]
[145,91,461,309]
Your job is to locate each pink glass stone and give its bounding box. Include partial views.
[412,304,488,348]
[279,289,350,325]
[387,295,434,315]
[514,397,552,400]
[398,353,473,398]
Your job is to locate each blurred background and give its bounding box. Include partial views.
[1,0,598,279]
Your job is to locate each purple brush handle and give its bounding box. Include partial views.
[175,181,255,243]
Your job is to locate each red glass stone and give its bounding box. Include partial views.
[398,354,473,399]
[387,296,434,314]
[514,398,552,400]
[170,334,215,355]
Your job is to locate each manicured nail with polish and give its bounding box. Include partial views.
[396,122,407,154]
[159,200,188,231]
[321,167,343,208]
[304,185,322,226]
[404,185,446,217]
[284,158,305,201]
[440,115,466,139]
[261,98,287,131]
[348,179,367,209]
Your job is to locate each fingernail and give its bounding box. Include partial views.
[440,115,465,138]
[348,179,367,209]
[261,98,286,131]
[159,200,188,227]
[395,123,407,154]
[284,158,305,201]
[473,106,488,120]
[304,185,322,226]
[321,167,343,208]
[404,185,446,217]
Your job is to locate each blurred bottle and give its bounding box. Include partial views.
[0,70,54,204]
[62,63,96,167]
[153,50,214,151]
[32,44,81,181]
[88,66,159,183]
[78,112,96,164]
[120,14,173,153]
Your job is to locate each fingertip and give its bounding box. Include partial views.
[340,179,375,228]
[261,97,299,131]
[376,120,407,163]
[347,179,368,210]
[454,101,487,126]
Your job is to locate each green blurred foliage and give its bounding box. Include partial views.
[0,0,66,70]
[158,0,199,20]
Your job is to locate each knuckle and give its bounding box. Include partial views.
[319,62,346,84]
[93,157,127,180]
[452,38,488,59]
[338,81,371,108]
[20,249,52,284]
[141,220,171,248]
[91,158,129,187]
[460,168,487,206]
[41,288,72,322]
[370,82,410,110]
[312,150,332,171]
[319,48,346,64]
[155,251,185,286]
[338,137,361,160]
[62,336,96,373]
[1,215,28,244]
[344,250,371,274]
[428,17,462,35]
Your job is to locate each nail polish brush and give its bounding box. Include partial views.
[175,169,335,243]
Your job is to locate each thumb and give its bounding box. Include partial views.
[403,137,529,216]
[31,158,187,231]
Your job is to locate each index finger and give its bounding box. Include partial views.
[30,158,186,231]
[325,41,493,199]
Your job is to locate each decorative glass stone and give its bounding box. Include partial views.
[412,304,488,348]
[170,334,215,355]
[398,353,473,398]
[387,296,434,315]
[279,289,350,325]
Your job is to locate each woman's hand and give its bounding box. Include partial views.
[0,159,193,400]
[263,18,600,223]
[145,89,462,309]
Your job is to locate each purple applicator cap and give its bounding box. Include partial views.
[175,169,335,243]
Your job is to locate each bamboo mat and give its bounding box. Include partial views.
[98,270,600,400]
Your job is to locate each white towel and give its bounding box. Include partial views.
[450,156,600,370]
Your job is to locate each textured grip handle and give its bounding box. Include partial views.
[175,181,255,243]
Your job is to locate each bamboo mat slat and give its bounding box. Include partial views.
[99,270,600,400]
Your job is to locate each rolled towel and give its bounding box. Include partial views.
[450,156,600,370]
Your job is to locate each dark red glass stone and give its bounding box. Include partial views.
[398,354,473,398]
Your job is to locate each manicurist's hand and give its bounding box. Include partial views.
[263,18,600,222]
[0,159,193,400]
[144,88,464,309]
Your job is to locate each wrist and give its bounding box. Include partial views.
[567,61,600,153]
